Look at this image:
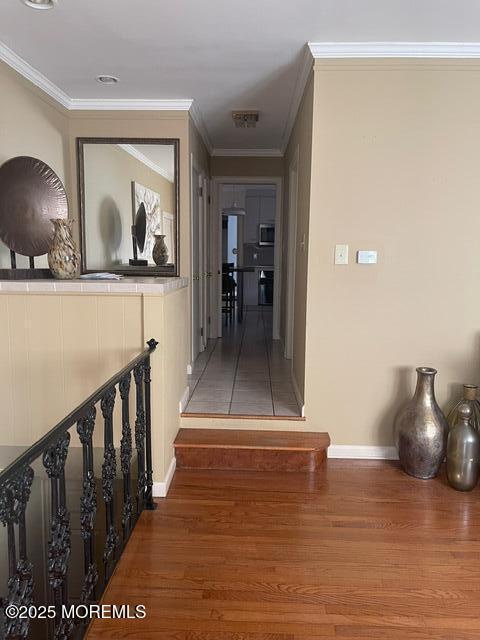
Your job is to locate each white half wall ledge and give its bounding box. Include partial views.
[152,457,176,498]
[308,42,480,59]
[328,445,399,460]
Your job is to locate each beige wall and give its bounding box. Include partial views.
[304,59,480,445]
[0,292,143,445]
[210,155,283,177]
[0,289,188,481]
[83,143,175,269]
[282,73,314,401]
[144,289,189,475]
[68,111,190,276]
[0,62,70,268]
[189,117,210,177]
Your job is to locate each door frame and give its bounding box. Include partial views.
[210,175,283,339]
[190,154,207,364]
[285,146,299,359]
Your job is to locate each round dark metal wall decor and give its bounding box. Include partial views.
[0,156,68,256]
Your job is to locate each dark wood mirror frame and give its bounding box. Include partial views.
[77,137,180,277]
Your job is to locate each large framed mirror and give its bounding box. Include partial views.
[77,137,179,276]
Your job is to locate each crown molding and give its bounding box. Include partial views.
[69,98,193,110]
[0,40,71,109]
[211,148,283,157]
[308,41,480,59]
[0,38,195,113]
[280,44,314,154]
[189,101,213,154]
[117,144,174,182]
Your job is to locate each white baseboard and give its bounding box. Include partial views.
[152,457,176,498]
[179,386,190,413]
[291,373,305,418]
[328,445,398,460]
[187,363,193,375]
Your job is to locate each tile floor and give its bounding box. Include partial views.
[184,309,301,416]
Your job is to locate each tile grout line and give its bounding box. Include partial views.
[228,310,249,414]
[261,308,275,416]
[185,339,218,410]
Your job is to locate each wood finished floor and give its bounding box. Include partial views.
[87,461,480,639]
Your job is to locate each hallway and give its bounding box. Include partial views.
[184,309,301,416]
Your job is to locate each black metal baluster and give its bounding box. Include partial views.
[43,432,73,639]
[133,364,146,515]
[76,406,98,605]
[29,256,35,269]
[144,340,158,511]
[101,387,119,584]
[9,250,16,269]
[119,374,133,540]
[0,466,34,640]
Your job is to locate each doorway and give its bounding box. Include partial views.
[190,156,207,365]
[212,179,282,339]
[184,175,302,417]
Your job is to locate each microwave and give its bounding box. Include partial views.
[258,223,275,246]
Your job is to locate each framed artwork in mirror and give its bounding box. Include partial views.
[77,137,180,276]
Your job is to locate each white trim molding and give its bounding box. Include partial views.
[0,40,71,108]
[117,144,174,182]
[328,445,398,460]
[189,101,213,154]
[281,41,480,153]
[152,457,176,498]
[280,44,314,154]
[179,386,190,413]
[69,98,193,111]
[291,372,305,418]
[308,41,480,59]
[0,39,193,112]
[211,148,283,158]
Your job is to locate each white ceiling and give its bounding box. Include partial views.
[1,0,480,152]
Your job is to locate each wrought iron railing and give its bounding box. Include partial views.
[0,339,158,639]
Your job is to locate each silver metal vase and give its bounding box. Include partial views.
[447,384,480,432]
[446,402,480,491]
[394,367,448,479]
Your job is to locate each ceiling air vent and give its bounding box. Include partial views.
[232,111,259,128]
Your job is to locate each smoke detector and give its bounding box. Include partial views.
[232,111,259,128]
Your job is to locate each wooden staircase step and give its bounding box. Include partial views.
[174,429,330,472]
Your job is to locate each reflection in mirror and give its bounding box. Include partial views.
[78,139,179,276]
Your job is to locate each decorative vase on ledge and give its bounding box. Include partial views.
[394,367,448,479]
[47,218,80,280]
[152,234,169,266]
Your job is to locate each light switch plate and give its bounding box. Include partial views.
[357,250,377,264]
[334,244,349,265]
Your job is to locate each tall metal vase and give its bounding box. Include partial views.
[394,367,448,479]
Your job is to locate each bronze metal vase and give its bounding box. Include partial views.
[446,403,480,491]
[152,234,169,266]
[394,367,448,479]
